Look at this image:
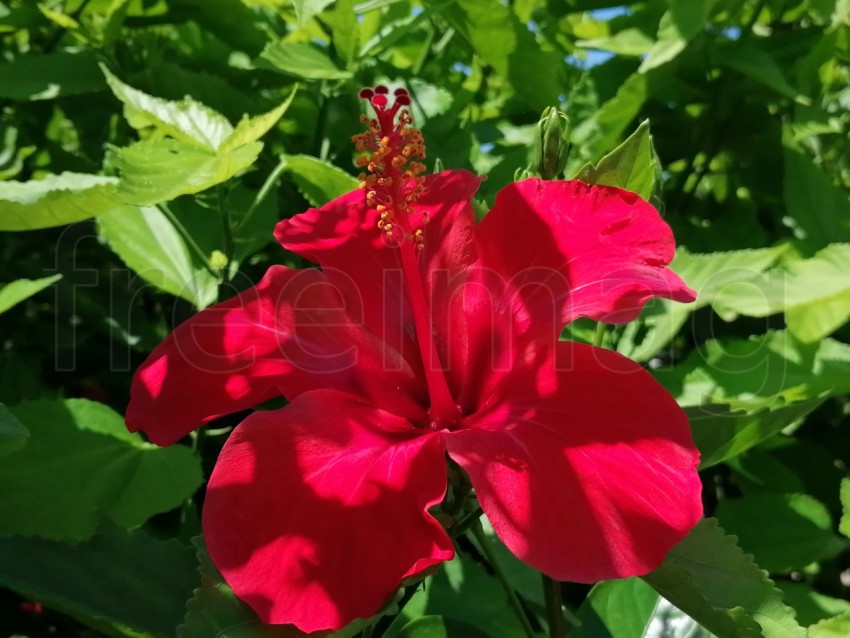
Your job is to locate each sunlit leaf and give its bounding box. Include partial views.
[809,614,850,638]
[716,494,848,573]
[573,578,659,638]
[642,518,805,638]
[640,0,717,71]
[778,582,850,627]
[220,86,297,152]
[0,399,203,540]
[425,0,562,111]
[712,244,850,342]
[618,245,788,361]
[292,0,336,26]
[687,397,826,469]
[0,172,121,231]
[281,154,359,206]
[575,119,660,201]
[256,41,352,80]
[97,205,219,309]
[102,65,234,151]
[0,274,61,314]
[840,478,850,539]
[654,331,850,409]
[113,138,262,206]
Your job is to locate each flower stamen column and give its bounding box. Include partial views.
[354,86,460,428]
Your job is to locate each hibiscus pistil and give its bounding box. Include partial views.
[354,86,460,429]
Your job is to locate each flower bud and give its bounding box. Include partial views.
[209,250,229,270]
[532,106,570,180]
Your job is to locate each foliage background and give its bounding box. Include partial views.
[1,0,849,636]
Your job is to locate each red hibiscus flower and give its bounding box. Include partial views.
[126,86,702,633]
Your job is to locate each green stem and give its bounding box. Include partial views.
[470,521,537,638]
[593,321,606,348]
[235,156,289,235]
[542,575,566,638]
[218,186,234,282]
[451,506,483,537]
[313,84,329,158]
[158,203,218,278]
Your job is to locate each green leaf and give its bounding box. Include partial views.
[783,148,850,248]
[618,245,787,361]
[809,613,850,638]
[714,44,811,105]
[292,0,336,26]
[573,578,659,638]
[0,403,29,458]
[412,552,528,638]
[712,244,850,342]
[0,274,61,314]
[839,478,850,539]
[777,582,850,627]
[327,0,359,63]
[716,494,848,573]
[256,41,352,80]
[102,65,234,151]
[424,0,562,111]
[577,29,655,57]
[113,138,262,206]
[642,518,806,638]
[219,86,297,152]
[0,50,104,100]
[575,120,660,201]
[177,538,297,638]
[687,397,826,469]
[281,154,359,206]
[639,0,716,71]
[0,527,197,636]
[394,616,490,638]
[654,331,850,409]
[0,172,121,231]
[170,0,268,56]
[471,518,543,606]
[0,399,203,540]
[97,205,218,309]
[571,72,650,167]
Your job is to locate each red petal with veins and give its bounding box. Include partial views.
[203,391,452,632]
[126,266,425,446]
[274,188,414,361]
[275,170,481,382]
[476,179,696,337]
[445,341,702,582]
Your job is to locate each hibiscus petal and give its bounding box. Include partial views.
[274,170,480,367]
[476,179,696,334]
[203,390,453,632]
[444,341,702,582]
[127,266,425,446]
